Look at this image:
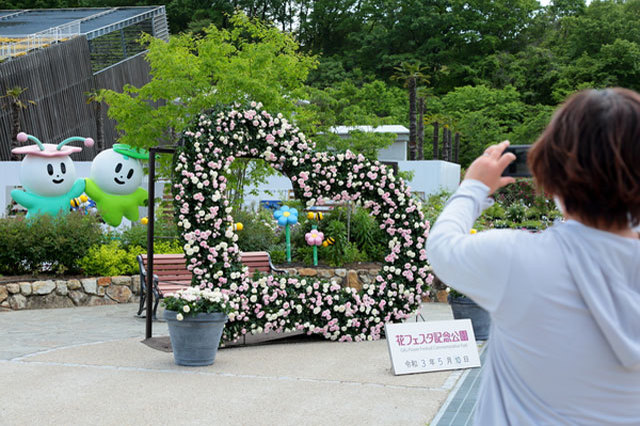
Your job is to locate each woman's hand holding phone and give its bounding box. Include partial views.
[464,140,517,195]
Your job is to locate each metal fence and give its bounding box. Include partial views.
[0,20,81,60]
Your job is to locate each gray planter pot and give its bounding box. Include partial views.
[448,295,491,340]
[164,310,228,366]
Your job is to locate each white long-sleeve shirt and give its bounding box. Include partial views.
[427,180,640,425]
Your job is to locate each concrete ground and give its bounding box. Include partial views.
[0,302,465,425]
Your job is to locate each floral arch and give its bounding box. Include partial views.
[173,102,433,342]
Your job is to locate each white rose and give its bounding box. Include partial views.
[176,313,184,321]
[183,305,190,313]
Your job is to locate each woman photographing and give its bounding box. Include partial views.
[427,88,640,424]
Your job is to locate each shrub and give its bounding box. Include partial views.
[494,178,536,206]
[234,208,279,252]
[120,208,180,250]
[351,208,385,262]
[422,190,451,226]
[505,203,527,223]
[0,213,103,275]
[155,239,184,254]
[78,238,183,277]
[483,203,506,220]
[296,245,315,265]
[343,242,367,264]
[324,219,347,266]
[119,225,147,249]
[77,241,133,276]
[269,246,286,264]
[517,220,545,231]
[492,219,512,229]
[0,217,31,274]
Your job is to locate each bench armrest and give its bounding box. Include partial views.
[267,252,288,274]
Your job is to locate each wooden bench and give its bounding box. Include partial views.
[137,252,286,318]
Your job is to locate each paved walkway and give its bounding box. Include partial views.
[0,302,479,425]
[431,346,486,425]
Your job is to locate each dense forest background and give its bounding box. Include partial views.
[3,0,639,167]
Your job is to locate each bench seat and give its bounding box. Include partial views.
[137,251,285,317]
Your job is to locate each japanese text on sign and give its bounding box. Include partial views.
[395,330,469,346]
[385,319,481,375]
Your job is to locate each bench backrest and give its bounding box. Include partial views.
[139,251,275,278]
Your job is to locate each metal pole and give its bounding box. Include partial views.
[145,148,156,339]
[312,225,318,266]
[285,225,291,263]
[346,201,351,242]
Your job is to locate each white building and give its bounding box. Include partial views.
[331,125,409,162]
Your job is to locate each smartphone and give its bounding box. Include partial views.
[502,145,531,177]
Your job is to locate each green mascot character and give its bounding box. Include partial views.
[85,144,149,227]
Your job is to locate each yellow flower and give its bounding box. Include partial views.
[470,229,477,234]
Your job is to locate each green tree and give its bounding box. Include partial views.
[100,12,316,206]
[434,85,529,166]
[85,90,105,152]
[298,78,406,158]
[1,86,35,160]
[392,62,429,160]
[100,12,316,149]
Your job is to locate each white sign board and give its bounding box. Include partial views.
[385,319,481,375]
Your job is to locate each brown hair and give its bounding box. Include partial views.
[528,88,640,229]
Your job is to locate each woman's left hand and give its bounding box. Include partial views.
[464,141,517,194]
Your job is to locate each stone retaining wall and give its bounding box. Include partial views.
[283,265,434,302]
[0,276,140,311]
[282,266,381,292]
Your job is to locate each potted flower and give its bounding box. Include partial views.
[162,287,236,366]
[447,287,491,340]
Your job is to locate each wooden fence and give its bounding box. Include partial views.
[0,36,151,161]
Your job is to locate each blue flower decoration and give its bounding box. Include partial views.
[273,205,299,227]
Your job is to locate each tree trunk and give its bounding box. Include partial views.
[408,76,417,160]
[447,128,452,161]
[96,102,104,152]
[454,132,460,163]
[417,97,425,160]
[10,101,21,161]
[432,121,439,160]
[442,128,450,161]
